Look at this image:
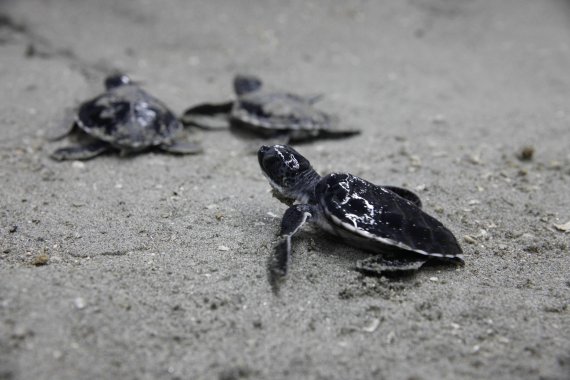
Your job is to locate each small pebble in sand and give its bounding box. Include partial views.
[9,225,17,233]
[409,155,422,168]
[548,160,562,170]
[431,114,447,125]
[71,161,85,169]
[463,235,477,244]
[518,146,534,161]
[31,253,49,266]
[415,184,427,192]
[362,318,380,333]
[218,245,230,251]
[429,277,439,282]
[267,212,278,218]
[553,221,570,232]
[465,154,482,165]
[74,297,86,309]
[497,336,510,344]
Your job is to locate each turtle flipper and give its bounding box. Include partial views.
[383,186,423,208]
[160,140,203,155]
[51,141,111,161]
[268,204,315,294]
[46,108,77,141]
[355,255,427,275]
[181,102,233,130]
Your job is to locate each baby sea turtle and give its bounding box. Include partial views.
[50,74,202,160]
[258,144,463,290]
[181,75,360,144]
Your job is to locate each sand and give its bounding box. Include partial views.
[1,1,569,379]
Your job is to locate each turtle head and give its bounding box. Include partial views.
[104,74,132,90]
[234,74,263,96]
[258,145,320,203]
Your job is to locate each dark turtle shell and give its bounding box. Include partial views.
[316,173,463,259]
[231,92,338,139]
[77,85,182,150]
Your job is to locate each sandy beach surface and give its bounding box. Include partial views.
[1,1,569,379]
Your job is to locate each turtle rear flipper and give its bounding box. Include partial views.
[181,102,233,130]
[319,117,361,139]
[306,114,360,140]
[355,255,427,275]
[51,141,110,161]
[160,140,203,154]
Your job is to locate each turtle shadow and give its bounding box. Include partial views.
[48,126,203,161]
[299,232,463,277]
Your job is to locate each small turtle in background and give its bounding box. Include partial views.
[258,144,463,292]
[181,75,360,144]
[50,74,202,160]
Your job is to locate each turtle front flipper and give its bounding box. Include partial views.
[269,204,315,294]
[51,141,111,161]
[383,186,423,208]
[355,255,427,275]
[160,140,203,155]
[181,102,233,130]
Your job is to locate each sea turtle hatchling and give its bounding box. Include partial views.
[50,74,202,160]
[181,75,360,144]
[258,144,464,290]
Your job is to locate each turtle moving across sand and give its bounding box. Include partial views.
[258,144,464,291]
[181,75,360,144]
[50,74,202,160]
